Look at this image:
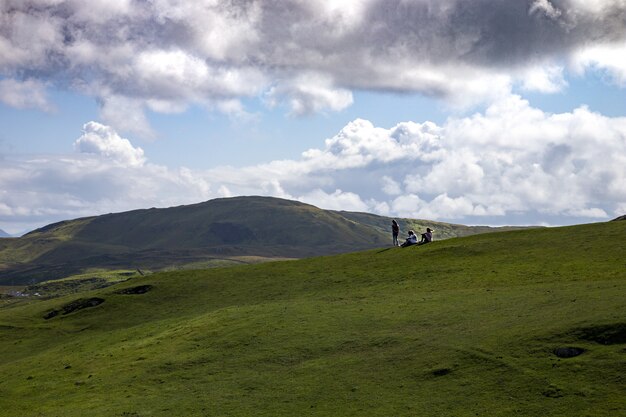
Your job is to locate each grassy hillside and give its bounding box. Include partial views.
[0,221,623,416]
[0,197,387,284]
[0,196,526,285]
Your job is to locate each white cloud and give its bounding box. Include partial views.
[74,121,146,167]
[529,0,562,20]
[520,65,568,93]
[0,78,53,111]
[297,189,370,212]
[265,73,353,116]
[98,95,155,139]
[572,41,626,86]
[381,176,402,196]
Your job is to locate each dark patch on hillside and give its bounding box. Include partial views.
[114,285,153,295]
[432,368,452,376]
[206,222,256,244]
[612,214,626,221]
[43,297,105,319]
[553,347,585,358]
[574,323,626,345]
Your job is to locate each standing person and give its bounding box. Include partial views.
[419,227,433,245]
[401,230,418,247]
[391,219,400,246]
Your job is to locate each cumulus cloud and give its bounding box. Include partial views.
[210,94,626,223]
[2,94,625,232]
[74,121,146,167]
[1,0,625,133]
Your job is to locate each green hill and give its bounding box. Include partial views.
[0,221,623,416]
[0,197,387,284]
[0,196,531,285]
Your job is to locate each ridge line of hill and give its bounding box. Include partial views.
[1,196,536,285]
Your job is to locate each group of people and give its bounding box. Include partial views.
[392,219,433,248]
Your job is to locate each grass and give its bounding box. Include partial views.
[0,221,624,416]
[160,255,297,272]
[22,270,150,298]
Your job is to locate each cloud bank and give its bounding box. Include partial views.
[1,96,624,233]
[1,0,625,133]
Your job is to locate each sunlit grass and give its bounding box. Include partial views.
[0,221,624,416]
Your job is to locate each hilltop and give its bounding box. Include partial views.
[0,220,623,416]
[0,229,11,238]
[0,196,530,285]
[0,197,383,284]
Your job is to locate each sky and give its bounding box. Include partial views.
[1,0,625,235]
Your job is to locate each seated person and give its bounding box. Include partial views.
[418,227,433,245]
[401,230,418,247]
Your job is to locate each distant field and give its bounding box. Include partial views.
[0,221,624,416]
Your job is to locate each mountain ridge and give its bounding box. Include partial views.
[0,196,533,285]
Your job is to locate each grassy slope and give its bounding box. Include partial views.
[0,197,389,284]
[0,222,624,416]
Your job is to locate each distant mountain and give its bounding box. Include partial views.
[0,229,11,238]
[0,197,386,284]
[0,196,533,285]
[612,214,626,221]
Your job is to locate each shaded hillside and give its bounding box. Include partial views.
[0,221,624,416]
[0,197,388,284]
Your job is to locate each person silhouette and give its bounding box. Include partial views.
[391,219,400,246]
